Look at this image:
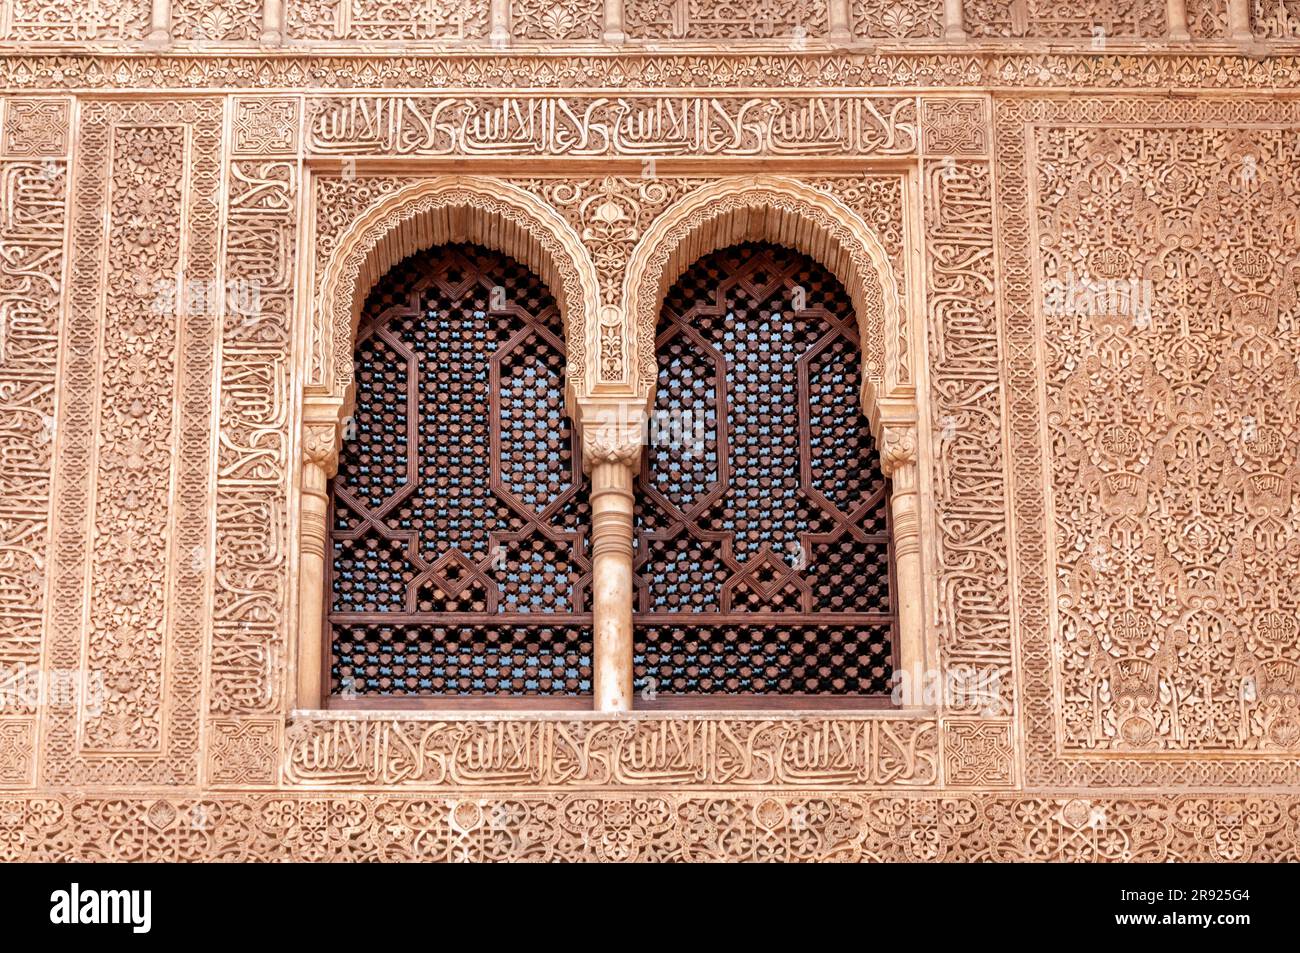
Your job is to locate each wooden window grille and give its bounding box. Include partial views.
[327,244,592,699]
[633,242,897,704]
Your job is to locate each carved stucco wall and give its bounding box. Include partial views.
[2,2,1300,861]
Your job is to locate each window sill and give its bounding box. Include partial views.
[290,705,937,722]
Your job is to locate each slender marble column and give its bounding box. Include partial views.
[881,425,927,706]
[943,0,967,40]
[828,0,852,42]
[490,0,510,46]
[583,419,641,712]
[262,0,285,45]
[1227,0,1253,40]
[144,0,171,47]
[296,418,339,710]
[1167,0,1191,40]
[604,0,628,43]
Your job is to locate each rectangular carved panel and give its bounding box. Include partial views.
[623,0,829,38]
[209,158,296,719]
[852,0,943,37]
[41,99,222,786]
[963,0,1166,37]
[0,792,1294,861]
[512,0,602,38]
[172,0,261,40]
[0,98,71,788]
[1253,0,1300,37]
[1037,124,1300,755]
[283,715,939,787]
[923,157,1013,714]
[996,95,1300,787]
[304,95,919,159]
[0,0,149,41]
[0,100,67,680]
[285,0,490,39]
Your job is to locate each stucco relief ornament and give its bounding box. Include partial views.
[597,304,625,381]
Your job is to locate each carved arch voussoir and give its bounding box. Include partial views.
[314,176,602,417]
[622,176,911,430]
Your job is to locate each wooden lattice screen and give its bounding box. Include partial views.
[327,244,592,698]
[328,240,894,705]
[633,242,897,703]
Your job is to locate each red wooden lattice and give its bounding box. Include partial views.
[328,244,592,697]
[634,242,897,700]
[329,241,895,704]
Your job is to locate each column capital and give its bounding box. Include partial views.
[577,399,646,474]
[302,421,339,476]
[582,423,643,473]
[302,396,345,477]
[880,423,919,479]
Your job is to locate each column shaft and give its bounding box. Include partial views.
[490,0,510,45]
[1167,0,1190,40]
[828,0,851,41]
[1227,0,1252,40]
[604,0,627,43]
[889,464,926,705]
[262,0,285,44]
[589,459,636,711]
[144,0,171,46]
[296,419,338,710]
[943,0,967,40]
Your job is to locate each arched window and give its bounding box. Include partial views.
[634,242,896,705]
[326,243,591,704]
